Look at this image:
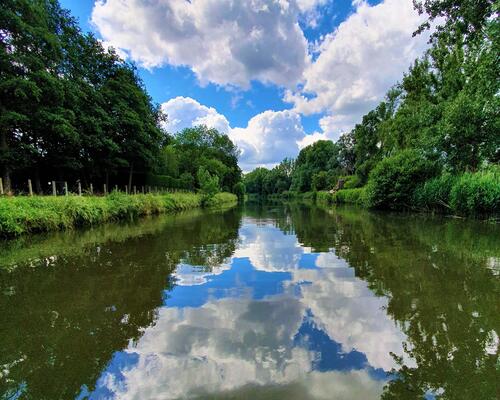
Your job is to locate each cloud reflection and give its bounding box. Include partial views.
[89,218,408,399]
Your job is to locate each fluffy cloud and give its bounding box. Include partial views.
[285,0,431,134]
[230,110,306,171]
[92,296,384,399]
[160,96,310,171]
[231,222,410,371]
[92,0,309,88]
[161,96,230,134]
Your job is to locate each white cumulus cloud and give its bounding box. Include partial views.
[92,0,309,88]
[161,96,231,134]
[160,96,313,171]
[230,110,306,171]
[285,0,431,134]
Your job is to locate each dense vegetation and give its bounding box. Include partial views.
[244,0,499,217]
[0,191,237,237]
[0,1,241,195]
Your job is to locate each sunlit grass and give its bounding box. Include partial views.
[0,192,237,237]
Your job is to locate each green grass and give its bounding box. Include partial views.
[330,188,369,206]
[414,167,500,217]
[0,192,237,238]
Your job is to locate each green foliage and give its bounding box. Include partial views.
[342,175,362,189]
[316,191,334,205]
[0,192,237,237]
[291,141,339,192]
[413,173,459,212]
[197,167,220,202]
[163,126,241,191]
[413,167,500,217]
[232,182,246,201]
[449,167,500,216]
[332,188,369,206]
[202,192,238,208]
[311,171,332,191]
[365,150,437,209]
[146,174,185,189]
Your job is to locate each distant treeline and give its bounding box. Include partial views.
[0,1,242,195]
[244,0,499,217]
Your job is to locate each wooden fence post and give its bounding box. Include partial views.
[52,181,57,196]
[115,184,118,192]
[125,185,128,195]
[141,186,144,194]
[90,183,93,195]
[133,185,137,195]
[28,179,33,196]
[64,182,68,196]
[0,177,3,195]
[78,182,82,196]
[103,184,107,195]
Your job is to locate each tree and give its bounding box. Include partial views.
[413,0,498,42]
[197,166,219,199]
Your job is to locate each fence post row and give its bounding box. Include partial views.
[78,182,82,196]
[52,181,56,196]
[28,179,33,196]
[64,182,68,196]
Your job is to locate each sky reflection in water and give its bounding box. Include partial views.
[85,216,404,400]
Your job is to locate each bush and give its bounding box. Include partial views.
[365,150,437,209]
[312,171,331,191]
[413,167,499,217]
[413,173,459,212]
[342,175,362,189]
[449,167,500,216]
[332,188,369,206]
[232,182,245,201]
[316,191,334,205]
[203,192,238,208]
[197,167,220,207]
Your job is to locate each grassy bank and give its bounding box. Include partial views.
[0,192,237,238]
[316,167,499,219]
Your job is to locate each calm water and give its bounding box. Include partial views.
[1,203,499,400]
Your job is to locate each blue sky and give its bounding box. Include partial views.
[60,0,430,171]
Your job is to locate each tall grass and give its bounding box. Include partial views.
[0,192,237,238]
[330,188,369,206]
[414,167,500,217]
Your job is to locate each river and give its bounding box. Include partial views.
[1,202,499,399]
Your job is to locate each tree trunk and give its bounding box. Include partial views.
[1,130,11,194]
[128,162,134,193]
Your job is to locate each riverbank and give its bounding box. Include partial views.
[0,192,237,238]
[252,167,499,220]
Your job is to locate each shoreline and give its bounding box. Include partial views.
[0,192,238,238]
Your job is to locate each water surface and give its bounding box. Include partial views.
[1,203,499,399]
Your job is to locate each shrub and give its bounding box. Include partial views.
[232,182,246,201]
[332,188,369,206]
[450,167,500,216]
[312,171,331,191]
[316,191,334,205]
[197,167,220,205]
[365,150,437,209]
[342,175,362,189]
[413,167,499,217]
[413,173,459,212]
[203,192,238,208]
